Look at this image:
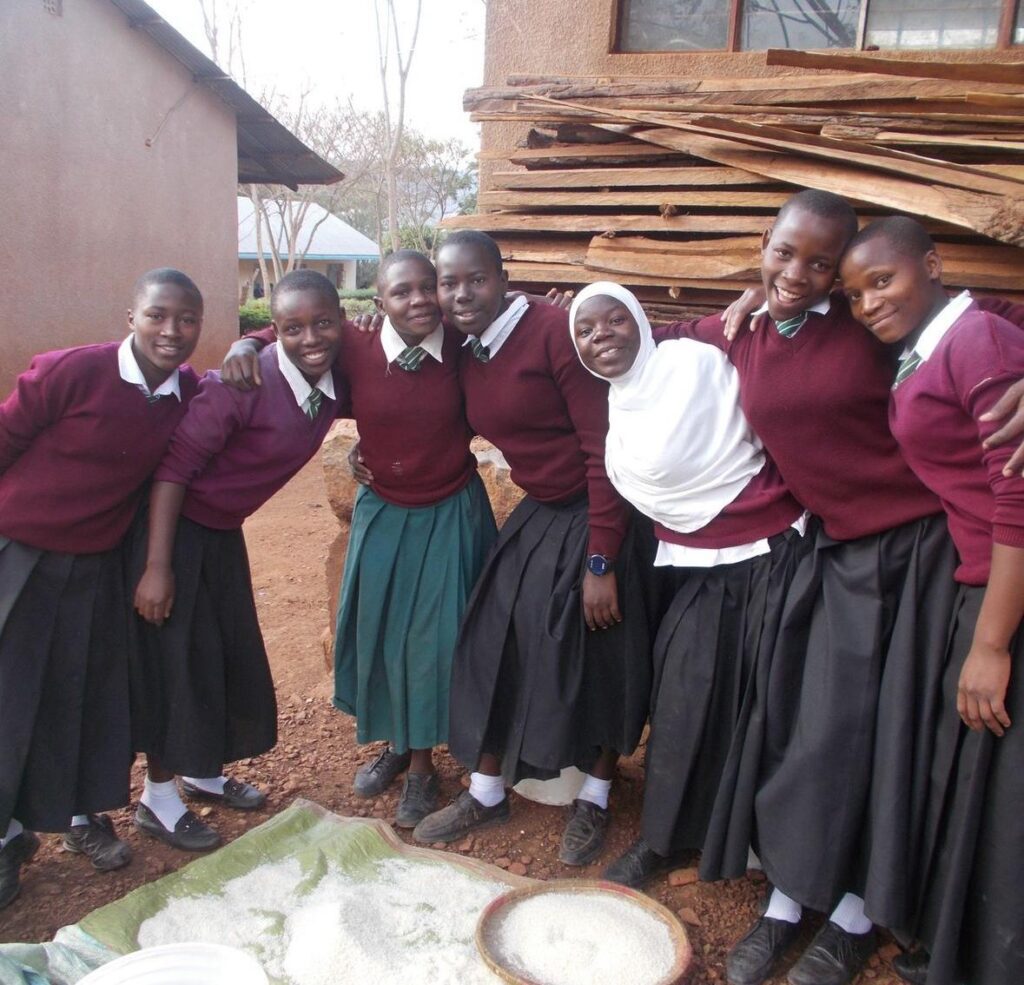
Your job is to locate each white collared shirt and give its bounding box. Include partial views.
[753,295,833,335]
[380,317,445,365]
[654,511,809,568]
[118,335,181,400]
[275,341,335,416]
[463,294,529,359]
[901,291,973,365]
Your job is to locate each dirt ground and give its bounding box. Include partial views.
[0,454,903,984]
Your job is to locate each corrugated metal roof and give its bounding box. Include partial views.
[106,0,343,189]
[238,197,380,261]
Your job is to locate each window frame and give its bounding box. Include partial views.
[611,0,1022,53]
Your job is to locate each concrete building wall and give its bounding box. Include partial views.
[480,1,1024,189]
[0,0,239,396]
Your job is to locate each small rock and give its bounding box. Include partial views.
[668,866,700,887]
[519,855,533,865]
[432,842,445,850]
[455,836,475,852]
[508,862,527,876]
[494,857,511,869]
[862,971,877,979]
[199,806,213,818]
[678,907,701,927]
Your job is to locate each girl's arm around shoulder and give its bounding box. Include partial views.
[651,313,730,351]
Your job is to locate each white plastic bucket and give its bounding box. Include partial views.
[77,943,268,985]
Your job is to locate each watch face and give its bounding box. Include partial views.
[588,554,609,576]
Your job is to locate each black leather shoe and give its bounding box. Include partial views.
[892,949,929,985]
[134,803,221,852]
[559,799,610,866]
[412,790,510,843]
[395,772,441,829]
[181,777,267,811]
[353,747,411,798]
[62,814,132,871]
[603,837,674,888]
[0,831,40,910]
[726,915,801,985]
[787,921,876,985]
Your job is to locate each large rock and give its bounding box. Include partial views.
[319,422,525,672]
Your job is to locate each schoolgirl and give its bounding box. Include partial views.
[328,251,497,826]
[567,282,809,887]
[0,268,202,905]
[841,216,1024,985]
[411,232,656,867]
[131,269,345,851]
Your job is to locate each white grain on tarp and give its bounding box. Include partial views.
[136,856,506,984]
[494,891,676,985]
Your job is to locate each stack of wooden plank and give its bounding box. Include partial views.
[444,50,1024,318]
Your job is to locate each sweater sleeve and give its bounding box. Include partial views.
[154,375,249,486]
[651,314,729,350]
[548,326,628,558]
[949,318,1024,548]
[0,351,74,474]
[975,296,1024,330]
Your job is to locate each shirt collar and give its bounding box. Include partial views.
[118,335,181,399]
[904,291,973,362]
[380,317,445,365]
[752,294,833,320]
[275,340,335,409]
[463,294,529,358]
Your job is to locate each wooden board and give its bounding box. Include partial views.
[441,213,780,234]
[504,259,756,292]
[478,189,795,210]
[489,166,774,189]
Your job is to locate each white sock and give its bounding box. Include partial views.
[577,774,612,810]
[468,772,505,807]
[71,814,90,827]
[746,846,763,871]
[765,887,803,924]
[829,892,873,935]
[0,819,24,849]
[141,777,187,830]
[182,775,227,795]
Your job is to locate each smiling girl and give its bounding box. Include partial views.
[130,269,345,851]
[0,269,202,905]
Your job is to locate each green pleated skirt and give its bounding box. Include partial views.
[332,475,497,752]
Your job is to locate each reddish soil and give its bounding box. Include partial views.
[0,455,902,984]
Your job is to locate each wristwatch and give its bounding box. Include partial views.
[586,554,614,576]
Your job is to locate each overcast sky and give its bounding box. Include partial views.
[148,0,486,148]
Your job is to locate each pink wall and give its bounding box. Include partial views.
[0,0,239,396]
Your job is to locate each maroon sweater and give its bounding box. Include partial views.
[459,301,628,558]
[891,305,1024,585]
[655,458,803,549]
[155,344,344,529]
[0,342,198,553]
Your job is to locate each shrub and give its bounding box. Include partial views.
[239,299,272,334]
[338,288,376,301]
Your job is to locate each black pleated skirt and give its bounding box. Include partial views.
[751,514,957,913]
[447,496,659,785]
[914,585,1024,985]
[0,536,132,832]
[640,527,810,862]
[127,517,278,777]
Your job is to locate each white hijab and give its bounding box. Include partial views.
[569,282,764,533]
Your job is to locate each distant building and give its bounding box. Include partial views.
[237,198,380,302]
[1,0,341,395]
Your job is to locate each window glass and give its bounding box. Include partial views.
[617,0,730,51]
[865,0,1002,48]
[742,0,861,50]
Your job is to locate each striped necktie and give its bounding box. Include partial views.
[395,345,427,372]
[470,338,491,363]
[775,311,809,338]
[306,388,323,420]
[893,351,923,389]
[144,391,162,405]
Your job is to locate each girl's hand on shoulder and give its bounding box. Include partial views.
[348,441,374,485]
[981,378,1024,476]
[221,340,262,390]
[721,287,768,341]
[352,311,384,333]
[957,641,1013,736]
[582,570,622,631]
[134,563,175,626]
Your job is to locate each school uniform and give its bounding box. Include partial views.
[447,298,654,785]
[331,319,497,752]
[656,294,961,918]
[0,339,197,832]
[888,296,1024,985]
[129,343,343,778]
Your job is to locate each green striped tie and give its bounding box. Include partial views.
[893,351,922,389]
[470,338,491,363]
[396,345,427,372]
[306,388,323,420]
[775,311,808,338]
